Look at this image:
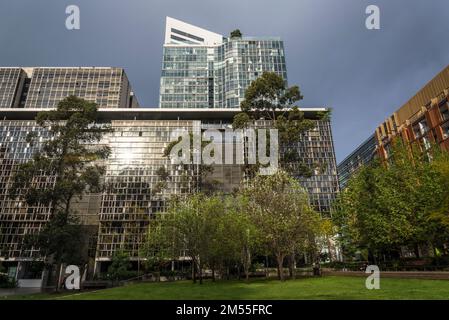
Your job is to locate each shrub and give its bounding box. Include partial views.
[0,274,17,288]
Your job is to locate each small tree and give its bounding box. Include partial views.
[230,29,242,38]
[242,170,320,280]
[144,194,211,284]
[108,250,132,285]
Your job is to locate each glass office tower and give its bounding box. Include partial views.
[160,17,287,108]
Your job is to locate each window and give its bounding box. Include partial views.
[413,119,428,138]
[442,122,449,140]
[439,102,449,121]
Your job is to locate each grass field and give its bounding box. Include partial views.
[3,276,449,300]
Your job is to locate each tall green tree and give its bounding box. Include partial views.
[8,96,111,290]
[233,71,328,178]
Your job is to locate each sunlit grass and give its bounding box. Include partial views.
[4,276,449,300]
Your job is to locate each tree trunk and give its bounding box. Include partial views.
[265,255,269,279]
[192,260,197,284]
[56,262,63,292]
[327,237,334,262]
[198,261,203,285]
[212,267,215,282]
[243,248,251,282]
[414,244,421,259]
[288,253,296,279]
[276,254,285,281]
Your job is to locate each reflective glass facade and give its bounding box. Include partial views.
[296,120,339,216]
[160,37,287,108]
[0,121,52,258]
[0,110,338,264]
[337,134,377,190]
[0,68,25,108]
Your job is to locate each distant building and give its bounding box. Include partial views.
[0,67,138,109]
[159,17,287,108]
[337,135,376,190]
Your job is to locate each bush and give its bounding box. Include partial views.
[107,250,132,281]
[0,274,17,288]
[431,255,449,266]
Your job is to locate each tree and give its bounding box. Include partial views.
[233,72,328,178]
[333,141,449,262]
[230,29,242,38]
[143,193,262,283]
[426,148,449,255]
[140,213,174,277]
[220,195,261,281]
[8,96,111,290]
[241,170,320,280]
[108,250,132,285]
[144,194,212,284]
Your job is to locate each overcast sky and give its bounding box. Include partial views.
[1,0,448,162]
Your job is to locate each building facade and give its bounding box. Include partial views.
[337,134,376,190]
[338,65,449,187]
[375,65,449,160]
[0,67,138,109]
[0,106,339,277]
[159,17,287,109]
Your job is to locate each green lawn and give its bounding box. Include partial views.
[3,276,449,300]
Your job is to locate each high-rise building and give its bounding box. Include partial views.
[159,17,287,109]
[0,67,138,109]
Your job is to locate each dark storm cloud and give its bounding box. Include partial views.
[0,0,448,162]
